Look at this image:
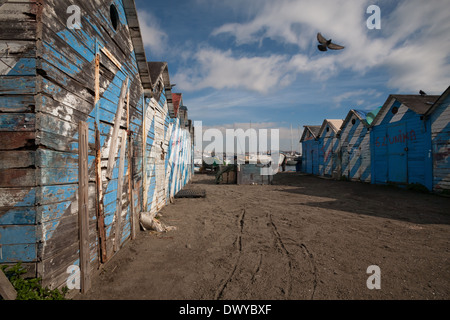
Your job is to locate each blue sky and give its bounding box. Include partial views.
[134,0,450,152]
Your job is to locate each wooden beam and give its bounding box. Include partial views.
[94,53,100,104]
[106,77,129,180]
[0,268,17,300]
[78,121,91,294]
[101,47,122,70]
[95,125,107,264]
[126,89,130,130]
[128,134,136,240]
[142,96,147,212]
[114,130,127,253]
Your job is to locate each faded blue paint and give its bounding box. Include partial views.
[0,208,36,225]
[5,58,36,76]
[0,225,37,245]
[0,244,36,263]
[0,96,35,112]
[39,201,72,223]
[0,77,35,95]
[0,113,35,131]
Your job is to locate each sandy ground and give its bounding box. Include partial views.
[76,172,450,300]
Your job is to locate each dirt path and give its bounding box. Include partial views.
[76,173,450,300]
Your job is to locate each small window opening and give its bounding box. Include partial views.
[326,127,330,132]
[392,107,399,115]
[110,4,120,31]
[351,119,356,125]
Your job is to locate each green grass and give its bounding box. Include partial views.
[1,263,68,300]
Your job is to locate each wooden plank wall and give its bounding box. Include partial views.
[0,0,194,293]
[339,113,371,182]
[166,118,194,199]
[430,94,450,191]
[142,85,194,216]
[0,0,38,276]
[318,124,340,177]
[35,0,144,289]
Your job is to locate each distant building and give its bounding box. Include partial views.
[339,108,380,182]
[300,126,321,175]
[317,119,343,178]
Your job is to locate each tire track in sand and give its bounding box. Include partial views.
[267,213,293,298]
[299,243,318,300]
[268,214,318,300]
[214,208,246,300]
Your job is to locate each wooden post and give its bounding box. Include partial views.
[142,96,148,212]
[0,268,17,300]
[129,135,136,240]
[78,121,91,294]
[114,130,127,252]
[94,51,100,104]
[93,42,107,263]
[95,125,107,264]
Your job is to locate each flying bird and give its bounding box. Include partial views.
[317,33,345,52]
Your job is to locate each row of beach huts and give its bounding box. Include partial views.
[300,86,450,193]
[0,0,194,294]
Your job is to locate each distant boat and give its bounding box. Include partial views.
[286,158,298,166]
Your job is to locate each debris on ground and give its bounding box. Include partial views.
[139,212,177,233]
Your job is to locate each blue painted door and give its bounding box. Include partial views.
[307,148,313,173]
[313,144,319,175]
[387,123,407,184]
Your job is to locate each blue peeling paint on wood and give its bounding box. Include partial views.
[0,225,36,245]
[0,77,35,95]
[0,244,37,263]
[0,207,36,225]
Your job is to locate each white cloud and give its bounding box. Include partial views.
[174,48,292,92]
[332,89,380,108]
[199,0,450,94]
[137,10,168,56]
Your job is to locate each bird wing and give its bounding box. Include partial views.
[328,42,345,50]
[317,33,328,45]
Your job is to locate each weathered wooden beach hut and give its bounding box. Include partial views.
[339,108,380,182]
[317,119,343,178]
[370,94,439,190]
[300,125,321,175]
[424,86,450,192]
[0,0,193,293]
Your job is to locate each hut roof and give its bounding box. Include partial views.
[372,94,440,126]
[341,108,382,129]
[148,62,168,86]
[391,94,440,115]
[122,0,152,94]
[424,86,450,116]
[300,125,321,142]
[172,93,182,117]
[318,119,344,137]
